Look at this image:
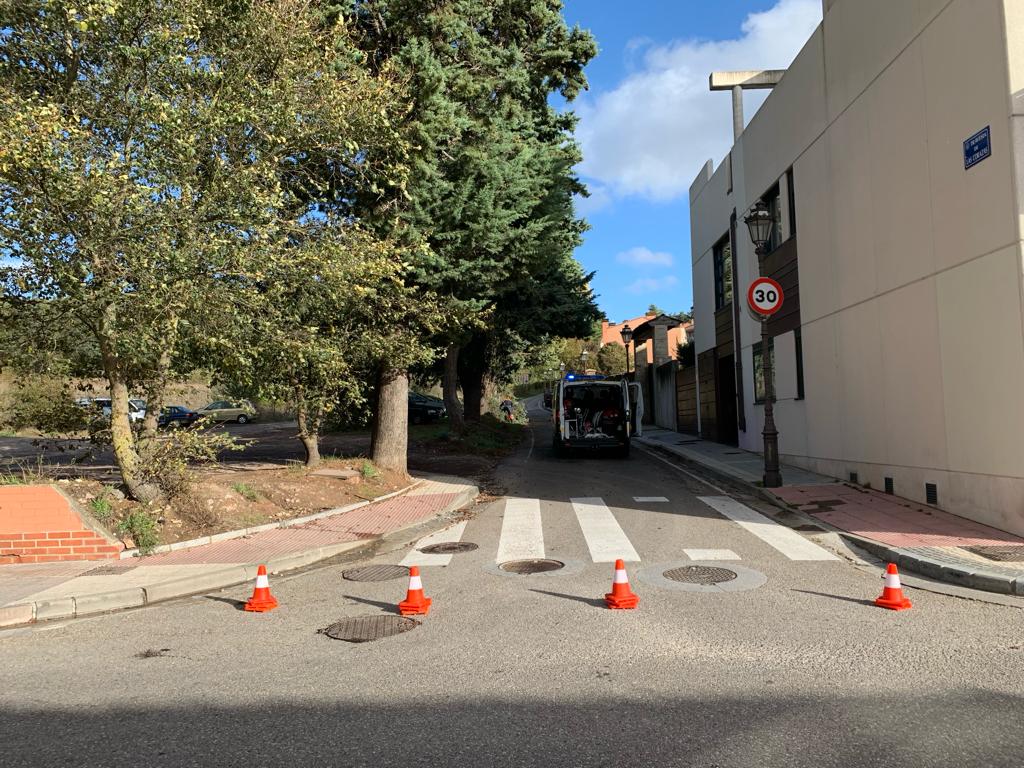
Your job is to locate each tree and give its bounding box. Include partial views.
[345,0,597,431]
[647,304,667,316]
[0,0,402,497]
[597,343,627,376]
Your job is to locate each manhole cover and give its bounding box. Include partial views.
[419,542,479,555]
[663,565,738,584]
[498,559,565,575]
[342,564,409,582]
[319,615,421,643]
[963,545,1024,562]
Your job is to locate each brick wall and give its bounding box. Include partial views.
[0,486,121,564]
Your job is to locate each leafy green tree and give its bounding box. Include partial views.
[647,304,666,316]
[596,343,627,376]
[345,0,597,432]
[0,0,401,498]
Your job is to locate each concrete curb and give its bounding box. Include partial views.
[0,477,479,629]
[636,437,1024,598]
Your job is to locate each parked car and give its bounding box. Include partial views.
[542,390,553,408]
[408,392,446,424]
[195,400,258,424]
[77,397,146,423]
[157,405,200,429]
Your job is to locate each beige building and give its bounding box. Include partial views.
[689,0,1024,535]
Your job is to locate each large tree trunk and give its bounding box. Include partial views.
[372,365,409,477]
[457,334,487,422]
[140,339,174,446]
[295,392,321,468]
[100,349,161,503]
[442,343,464,433]
[461,368,484,422]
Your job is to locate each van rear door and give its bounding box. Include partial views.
[628,382,644,438]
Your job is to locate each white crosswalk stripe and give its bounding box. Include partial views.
[400,521,469,567]
[697,496,840,561]
[633,496,669,502]
[496,497,545,563]
[684,548,740,561]
[570,497,640,563]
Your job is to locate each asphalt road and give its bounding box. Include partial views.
[2,402,1023,767]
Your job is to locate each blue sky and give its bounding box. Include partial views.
[561,0,823,323]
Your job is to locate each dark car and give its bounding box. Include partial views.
[157,405,200,429]
[408,392,446,425]
[542,390,553,408]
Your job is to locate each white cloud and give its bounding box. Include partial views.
[576,0,822,202]
[616,246,674,267]
[626,275,678,295]
[573,183,613,216]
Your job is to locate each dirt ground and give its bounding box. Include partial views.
[4,418,523,548]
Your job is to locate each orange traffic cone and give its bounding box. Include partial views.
[875,563,912,611]
[244,564,278,612]
[398,565,432,616]
[605,559,640,609]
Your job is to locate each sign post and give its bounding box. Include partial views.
[747,277,785,488]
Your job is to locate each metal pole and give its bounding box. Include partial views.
[731,85,744,140]
[761,318,782,487]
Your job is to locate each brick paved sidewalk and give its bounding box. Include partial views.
[0,473,476,627]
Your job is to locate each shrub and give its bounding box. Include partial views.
[89,496,113,523]
[231,482,260,502]
[117,510,160,554]
[138,423,241,499]
[360,460,379,479]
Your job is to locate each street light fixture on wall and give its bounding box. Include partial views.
[579,349,589,372]
[619,323,633,375]
[744,200,782,488]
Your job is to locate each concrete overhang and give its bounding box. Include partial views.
[709,70,787,91]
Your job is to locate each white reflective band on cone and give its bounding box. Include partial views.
[409,576,423,590]
[884,573,901,588]
[614,569,628,584]
[256,574,269,588]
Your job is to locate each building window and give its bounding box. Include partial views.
[753,338,775,404]
[795,329,804,400]
[713,234,733,311]
[762,183,783,253]
[786,167,797,239]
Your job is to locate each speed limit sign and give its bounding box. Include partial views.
[747,277,784,316]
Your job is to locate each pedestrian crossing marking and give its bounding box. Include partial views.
[400,521,469,567]
[570,497,640,563]
[684,548,740,561]
[496,497,545,563]
[634,496,669,502]
[697,496,840,561]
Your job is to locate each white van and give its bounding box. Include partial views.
[551,375,642,458]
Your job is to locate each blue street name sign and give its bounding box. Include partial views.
[964,126,991,170]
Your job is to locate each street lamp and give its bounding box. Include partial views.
[744,200,782,488]
[619,323,633,375]
[580,349,589,372]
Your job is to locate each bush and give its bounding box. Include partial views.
[231,482,260,502]
[88,496,113,523]
[117,510,159,554]
[360,460,379,479]
[138,423,241,499]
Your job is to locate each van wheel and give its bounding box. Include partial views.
[618,442,631,459]
[552,438,564,458]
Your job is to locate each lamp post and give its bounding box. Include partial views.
[580,349,589,373]
[619,323,634,376]
[744,200,782,488]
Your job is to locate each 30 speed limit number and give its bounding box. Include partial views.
[747,277,784,316]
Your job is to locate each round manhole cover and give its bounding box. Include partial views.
[342,564,409,582]
[319,615,421,643]
[419,542,479,555]
[663,565,738,585]
[498,559,565,575]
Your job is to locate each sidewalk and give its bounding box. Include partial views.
[636,427,1024,596]
[0,473,477,628]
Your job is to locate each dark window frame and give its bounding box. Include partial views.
[752,338,775,404]
[786,167,797,240]
[761,183,783,254]
[795,328,805,400]
[713,233,733,312]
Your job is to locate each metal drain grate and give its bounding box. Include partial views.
[419,542,479,555]
[963,545,1024,562]
[342,564,409,582]
[319,615,421,643]
[663,565,738,585]
[498,559,565,575]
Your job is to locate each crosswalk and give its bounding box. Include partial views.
[404,494,839,567]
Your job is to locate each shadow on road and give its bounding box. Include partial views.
[529,588,607,608]
[790,589,877,607]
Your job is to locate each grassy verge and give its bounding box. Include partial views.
[410,415,525,456]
